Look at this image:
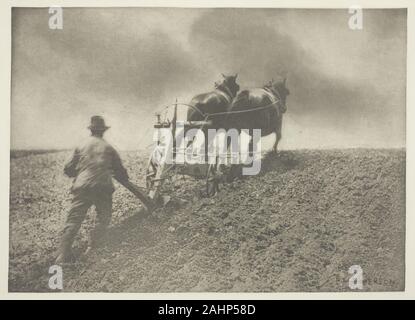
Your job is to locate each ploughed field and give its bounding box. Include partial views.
[9,149,405,292]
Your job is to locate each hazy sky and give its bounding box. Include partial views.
[11,8,406,150]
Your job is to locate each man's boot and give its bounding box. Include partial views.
[55,228,77,264]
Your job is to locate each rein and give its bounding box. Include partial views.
[157,86,284,122]
[205,86,283,119]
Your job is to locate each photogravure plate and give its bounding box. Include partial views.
[1,0,414,299]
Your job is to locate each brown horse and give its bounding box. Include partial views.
[186,74,240,158]
[187,74,240,128]
[226,77,290,154]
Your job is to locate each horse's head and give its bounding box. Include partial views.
[216,73,240,99]
[266,77,290,113]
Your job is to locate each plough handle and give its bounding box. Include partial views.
[115,178,155,212]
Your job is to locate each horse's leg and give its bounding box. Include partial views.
[226,129,242,182]
[273,116,282,154]
[247,128,254,158]
[273,129,280,154]
[233,128,253,180]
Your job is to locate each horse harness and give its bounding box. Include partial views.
[214,83,234,105]
[261,86,283,118]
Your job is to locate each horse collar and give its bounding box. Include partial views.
[265,86,281,101]
[216,85,234,103]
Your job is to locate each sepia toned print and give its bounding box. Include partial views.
[9,7,405,292]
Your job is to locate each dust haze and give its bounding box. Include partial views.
[11,8,406,150]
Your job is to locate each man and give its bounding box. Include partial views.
[56,115,148,263]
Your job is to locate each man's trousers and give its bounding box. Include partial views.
[60,188,113,255]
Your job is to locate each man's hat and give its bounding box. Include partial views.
[88,115,110,131]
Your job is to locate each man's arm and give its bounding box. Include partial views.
[111,148,129,183]
[64,148,80,177]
